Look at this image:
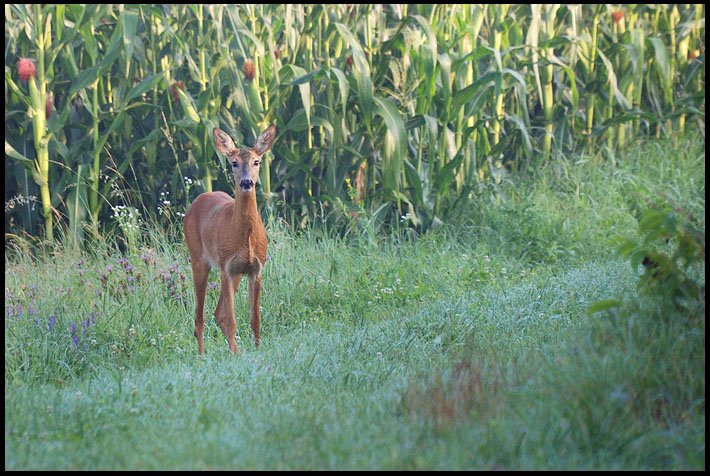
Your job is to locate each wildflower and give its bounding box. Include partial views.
[141,252,154,265]
[73,335,79,347]
[105,265,113,273]
[17,58,36,81]
[48,315,57,330]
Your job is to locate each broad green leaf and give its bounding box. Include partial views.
[373,96,407,194]
[176,87,201,124]
[335,22,372,128]
[124,72,165,103]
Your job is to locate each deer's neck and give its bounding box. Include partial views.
[232,190,259,232]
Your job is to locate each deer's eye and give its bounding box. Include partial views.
[231,161,238,168]
[253,160,260,166]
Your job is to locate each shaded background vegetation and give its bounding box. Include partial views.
[4,4,706,246]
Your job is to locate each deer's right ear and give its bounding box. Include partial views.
[213,128,236,155]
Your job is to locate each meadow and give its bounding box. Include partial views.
[5,133,705,470]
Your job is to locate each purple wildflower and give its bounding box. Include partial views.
[168,261,179,273]
[71,322,76,335]
[48,315,57,330]
[73,335,79,347]
[141,252,154,265]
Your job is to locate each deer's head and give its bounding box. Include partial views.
[213,125,276,193]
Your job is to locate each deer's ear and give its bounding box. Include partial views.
[252,125,276,156]
[213,128,236,155]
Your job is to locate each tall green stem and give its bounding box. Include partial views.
[33,5,52,241]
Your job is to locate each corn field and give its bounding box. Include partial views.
[4,4,706,243]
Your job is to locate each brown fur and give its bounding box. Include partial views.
[183,126,275,355]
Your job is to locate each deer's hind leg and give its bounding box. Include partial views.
[190,259,210,355]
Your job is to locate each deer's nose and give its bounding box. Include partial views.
[240,179,254,191]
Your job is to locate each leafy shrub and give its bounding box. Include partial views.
[592,196,705,319]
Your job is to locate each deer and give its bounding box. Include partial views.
[183,125,276,355]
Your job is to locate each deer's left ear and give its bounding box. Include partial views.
[252,125,276,156]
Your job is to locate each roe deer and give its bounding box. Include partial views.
[183,125,276,355]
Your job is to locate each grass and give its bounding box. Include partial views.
[4,134,705,470]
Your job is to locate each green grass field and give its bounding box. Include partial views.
[5,135,705,470]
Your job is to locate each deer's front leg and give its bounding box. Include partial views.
[215,270,241,355]
[248,273,262,348]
